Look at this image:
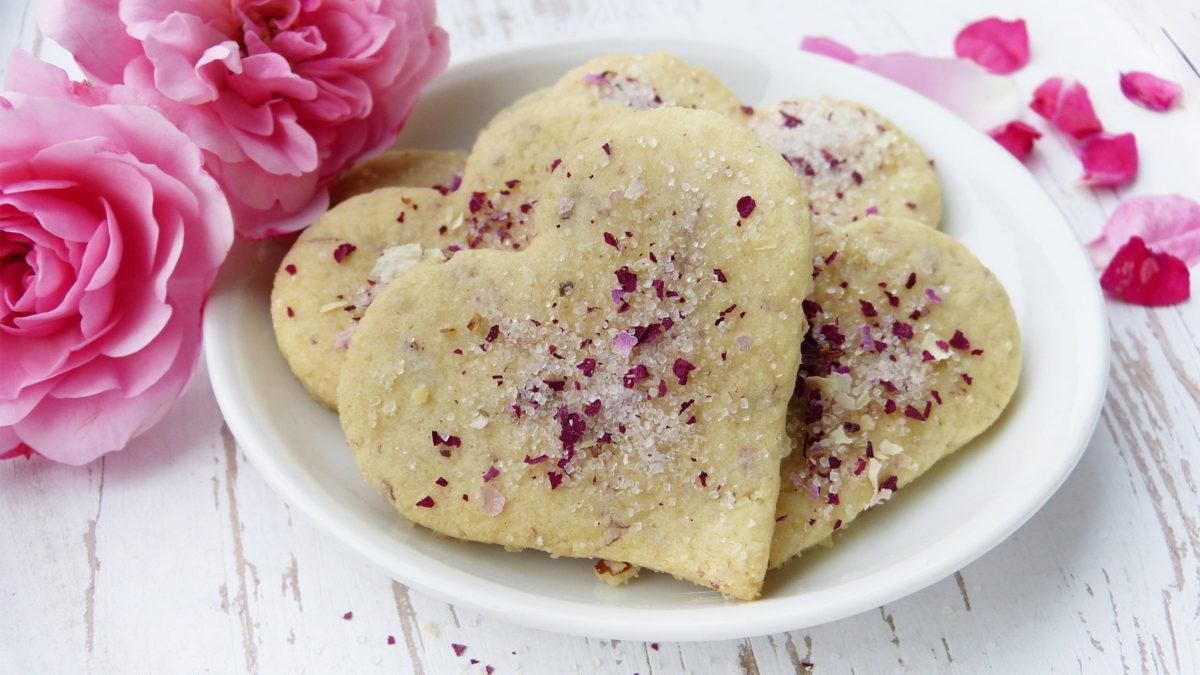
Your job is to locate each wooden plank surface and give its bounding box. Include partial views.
[2,0,1198,672]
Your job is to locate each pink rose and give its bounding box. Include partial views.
[41,0,450,239]
[0,54,233,464]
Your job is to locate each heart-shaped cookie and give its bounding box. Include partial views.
[273,53,747,408]
[771,216,1020,566]
[338,107,812,600]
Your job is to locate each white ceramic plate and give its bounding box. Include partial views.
[204,37,1109,641]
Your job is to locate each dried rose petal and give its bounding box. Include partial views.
[332,243,357,263]
[988,120,1042,161]
[1099,236,1190,306]
[673,358,696,385]
[954,18,1030,75]
[612,331,637,356]
[1075,132,1138,188]
[1086,195,1200,268]
[1030,78,1103,139]
[452,643,468,656]
[480,485,505,516]
[737,196,756,218]
[1119,71,1182,112]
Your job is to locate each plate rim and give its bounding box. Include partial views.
[203,35,1110,641]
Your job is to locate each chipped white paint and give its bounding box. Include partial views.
[2,0,1199,672]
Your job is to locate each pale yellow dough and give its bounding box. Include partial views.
[771,216,1020,567]
[338,108,812,600]
[329,149,467,205]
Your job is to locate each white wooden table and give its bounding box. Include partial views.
[3,1,1198,672]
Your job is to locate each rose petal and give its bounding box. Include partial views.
[1030,77,1103,139]
[1075,132,1138,188]
[799,36,858,64]
[988,120,1042,161]
[1099,236,1191,306]
[802,38,1022,130]
[1086,195,1200,268]
[1119,71,1182,112]
[954,17,1030,75]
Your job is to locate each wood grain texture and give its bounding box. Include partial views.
[2,0,1198,672]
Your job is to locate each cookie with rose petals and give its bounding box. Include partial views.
[274,55,745,408]
[329,149,467,205]
[339,108,811,600]
[748,98,942,240]
[270,187,457,409]
[451,53,745,252]
[770,216,1019,567]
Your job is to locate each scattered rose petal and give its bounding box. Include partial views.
[988,120,1042,161]
[1030,78,1103,139]
[1120,71,1182,112]
[954,18,1030,74]
[736,335,753,353]
[1086,195,1200,267]
[802,37,1021,130]
[672,358,696,385]
[479,485,505,516]
[1075,132,1138,188]
[799,36,859,64]
[452,643,468,657]
[612,331,637,356]
[737,196,756,218]
[1099,236,1190,305]
[333,243,357,263]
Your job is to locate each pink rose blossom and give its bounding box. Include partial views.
[0,56,233,464]
[41,0,449,239]
[1119,71,1182,112]
[801,36,1020,130]
[953,17,1030,75]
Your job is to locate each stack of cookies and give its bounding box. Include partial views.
[270,54,1020,601]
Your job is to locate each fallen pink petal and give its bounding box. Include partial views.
[1119,71,1182,112]
[802,36,1021,130]
[954,17,1030,75]
[1030,77,1104,139]
[1086,195,1200,268]
[1099,236,1191,306]
[799,36,858,63]
[1075,132,1138,188]
[988,120,1042,161]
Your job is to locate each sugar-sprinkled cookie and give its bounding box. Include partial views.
[771,216,1019,567]
[339,108,812,600]
[329,149,467,205]
[273,54,747,408]
[749,98,942,240]
[453,53,745,252]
